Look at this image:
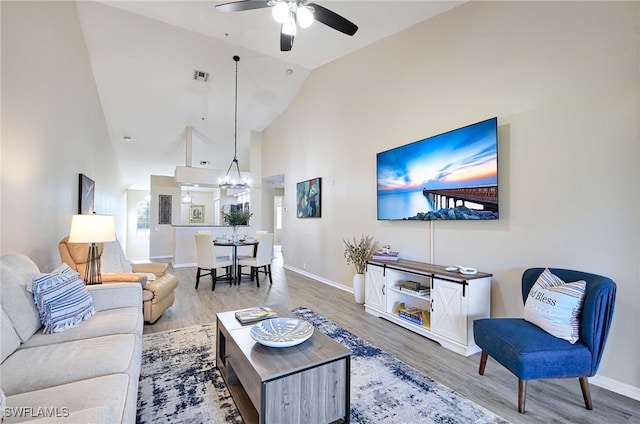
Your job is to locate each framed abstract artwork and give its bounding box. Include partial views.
[296,177,321,218]
[78,174,95,214]
[159,195,172,225]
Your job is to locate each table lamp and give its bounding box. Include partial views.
[68,214,116,285]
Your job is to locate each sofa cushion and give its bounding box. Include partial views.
[4,374,129,424]
[0,334,141,396]
[0,254,42,342]
[523,268,586,343]
[1,308,21,363]
[474,318,593,380]
[31,270,95,334]
[20,306,142,349]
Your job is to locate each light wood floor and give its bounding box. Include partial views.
[144,250,639,424]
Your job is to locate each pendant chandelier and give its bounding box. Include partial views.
[181,188,193,204]
[219,55,251,190]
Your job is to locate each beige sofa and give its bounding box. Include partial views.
[58,237,178,324]
[0,253,143,423]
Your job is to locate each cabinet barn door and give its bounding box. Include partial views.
[432,278,467,344]
[365,265,385,313]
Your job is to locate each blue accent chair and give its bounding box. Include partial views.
[473,268,616,413]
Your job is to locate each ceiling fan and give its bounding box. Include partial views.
[215,0,359,51]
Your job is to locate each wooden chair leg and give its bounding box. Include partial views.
[479,351,488,375]
[254,267,260,287]
[579,377,593,410]
[195,267,201,289]
[267,265,273,284]
[518,379,527,413]
[212,269,217,291]
[227,266,232,285]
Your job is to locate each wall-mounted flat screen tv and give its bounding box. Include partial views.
[377,117,498,221]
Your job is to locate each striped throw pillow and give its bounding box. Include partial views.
[523,268,586,344]
[31,268,95,334]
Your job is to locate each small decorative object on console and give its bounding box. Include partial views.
[235,306,278,324]
[372,251,399,261]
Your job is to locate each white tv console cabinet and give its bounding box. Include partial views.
[365,259,492,357]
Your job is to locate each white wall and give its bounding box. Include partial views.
[262,2,639,396]
[1,1,125,270]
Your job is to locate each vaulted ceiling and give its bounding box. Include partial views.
[77,1,463,189]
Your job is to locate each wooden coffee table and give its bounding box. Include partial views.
[216,305,351,424]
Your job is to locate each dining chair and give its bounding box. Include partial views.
[254,230,268,241]
[473,268,616,413]
[194,233,234,290]
[237,233,274,287]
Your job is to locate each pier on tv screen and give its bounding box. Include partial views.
[376,117,498,221]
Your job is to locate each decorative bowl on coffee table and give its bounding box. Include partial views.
[250,318,314,348]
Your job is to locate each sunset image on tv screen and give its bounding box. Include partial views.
[377,117,498,220]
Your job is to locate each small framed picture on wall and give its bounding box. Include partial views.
[189,204,205,223]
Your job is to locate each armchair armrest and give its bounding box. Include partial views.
[101,272,147,286]
[132,262,168,276]
[87,283,142,311]
[144,274,179,300]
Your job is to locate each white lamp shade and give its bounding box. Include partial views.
[69,214,116,243]
[297,5,314,28]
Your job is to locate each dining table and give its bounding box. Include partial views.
[213,239,258,284]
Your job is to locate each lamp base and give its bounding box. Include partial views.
[84,243,103,285]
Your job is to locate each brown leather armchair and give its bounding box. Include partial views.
[58,236,178,324]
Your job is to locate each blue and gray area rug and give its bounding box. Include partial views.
[137,307,509,423]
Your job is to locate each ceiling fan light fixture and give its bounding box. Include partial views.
[282,11,297,36]
[297,5,314,28]
[271,1,288,23]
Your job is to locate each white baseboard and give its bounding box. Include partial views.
[284,265,353,294]
[285,265,640,402]
[150,255,172,260]
[591,375,640,401]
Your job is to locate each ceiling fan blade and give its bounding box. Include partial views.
[308,3,358,36]
[215,0,271,13]
[280,29,294,52]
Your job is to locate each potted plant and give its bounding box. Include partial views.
[343,234,378,304]
[221,208,253,242]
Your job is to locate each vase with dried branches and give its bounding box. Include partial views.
[343,234,378,304]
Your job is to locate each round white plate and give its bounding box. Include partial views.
[250,318,314,348]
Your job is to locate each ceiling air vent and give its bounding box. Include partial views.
[193,70,210,82]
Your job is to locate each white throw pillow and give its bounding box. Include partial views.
[523,268,586,344]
